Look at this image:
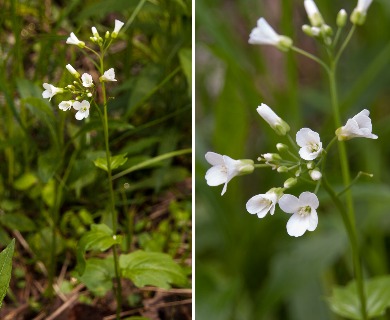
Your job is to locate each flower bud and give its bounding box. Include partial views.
[262,153,282,162]
[306,162,314,170]
[304,0,325,27]
[276,143,289,152]
[257,103,290,136]
[309,169,322,181]
[337,9,348,28]
[321,24,333,37]
[302,24,314,37]
[105,31,110,39]
[66,64,80,78]
[284,177,297,189]
[238,159,255,175]
[91,26,100,38]
[277,166,289,173]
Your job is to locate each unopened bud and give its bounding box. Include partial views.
[321,24,333,37]
[276,143,289,152]
[105,31,110,39]
[307,162,314,170]
[284,177,297,188]
[309,169,322,181]
[302,24,314,37]
[277,166,289,173]
[262,153,282,162]
[337,9,348,28]
[237,159,255,175]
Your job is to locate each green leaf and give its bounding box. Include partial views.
[93,153,128,172]
[77,224,122,275]
[0,213,36,232]
[178,48,192,96]
[119,250,187,289]
[13,173,38,190]
[78,257,115,297]
[0,239,15,308]
[112,148,191,180]
[327,276,390,319]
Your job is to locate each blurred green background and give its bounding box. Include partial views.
[195,0,390,319]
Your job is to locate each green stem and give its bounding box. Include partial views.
[335,26,356,65]
[328,59,367,319]
[99,56,122,320]
[291,46,330,73]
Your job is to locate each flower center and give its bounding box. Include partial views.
[308,143,320,153]
[298,205,311,217]
[81,106,87,112]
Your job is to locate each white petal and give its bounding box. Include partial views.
[223,155,240,184]
[205,166,227,186]
[279,194,300,213]
[73,101,81,110]
[287,213,309,237]
[75,111,84,120]
[299,191,319,209]
[205,152,224,166]
[307,210,318,231]
[296,128,320,147]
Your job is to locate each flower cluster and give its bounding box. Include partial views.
[248,0,374,51]
[41,20,124,120]
[205,0,377,238]
[205,103,377,237]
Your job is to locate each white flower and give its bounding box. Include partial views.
[279,192,319,237]
[42,83,64,101]
[249,18,292,51]
[73,100,90,120]
[81,73,94,87]
[296,128,322,160]
[66,32,85,48]
[351,0,373,24]
[304,0,324,27]
[246,189,282,218]
[112,20,125,38]
[100,68,117,82]
[66,64,80,78]
[205,152,254,196]
[336,109,378,141]
[59,100,73,111]
[257,103,290,136]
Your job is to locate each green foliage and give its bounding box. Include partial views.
[77,224,122,275]
[93,153,128,172]
[328,276,390,319]
[0,239,15,308]
[78,257,115,296]
[120,250,187,289]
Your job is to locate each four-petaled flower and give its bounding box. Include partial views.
[257,103,290,136]
[296,128,322,160]
[59,101,73,111]
[336,109,378,141]
[112,20,125,38]
[81,73,94,87]
[205,152,254,196]
[100,68,117,82]
[246,189,282,218]
[73,100,90,120]
[249,18,292,51]
[66,32,85,48]
[42,83,64,101]
[279,192,319,237]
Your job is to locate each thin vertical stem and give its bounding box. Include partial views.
[328,62,367,320]
[100,56,122,320]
